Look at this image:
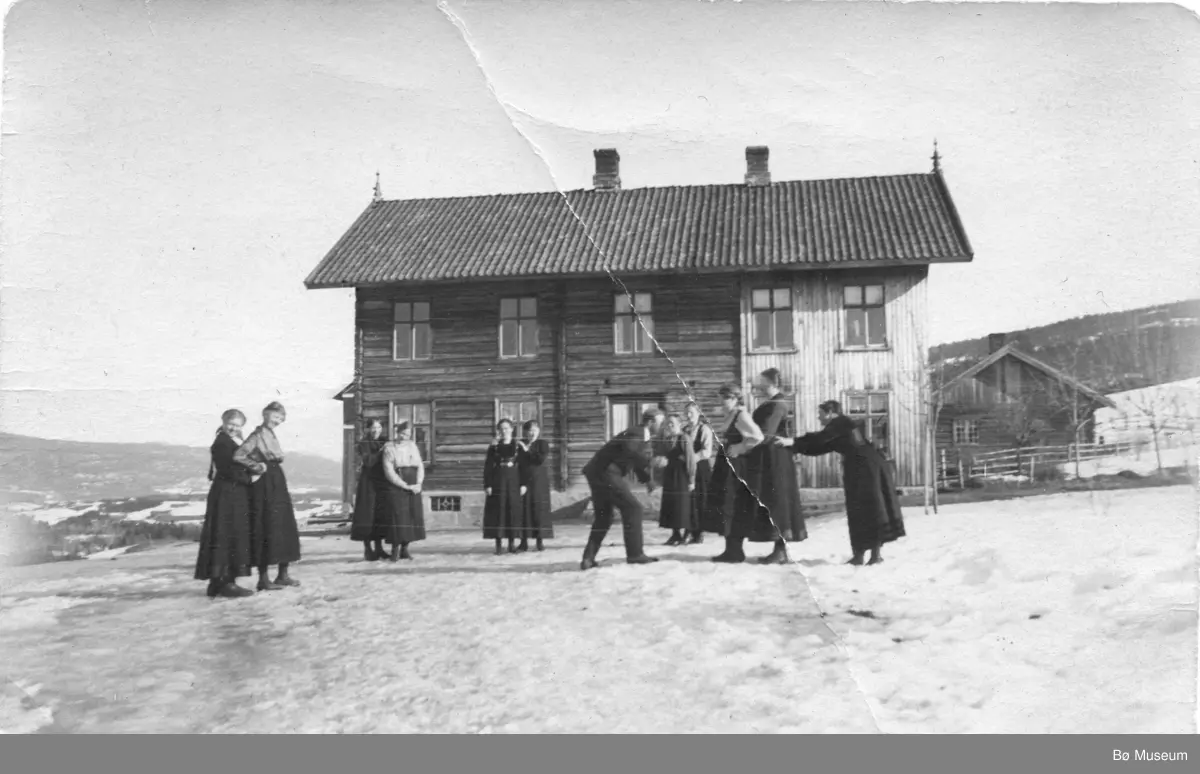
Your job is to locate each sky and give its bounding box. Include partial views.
[2,0,1198,460]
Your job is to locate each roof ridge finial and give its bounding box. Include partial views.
[372,171,382,203]
[931,139,942,174]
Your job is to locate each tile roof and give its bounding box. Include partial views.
[305,172,973,288]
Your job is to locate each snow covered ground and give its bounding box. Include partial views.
[1065,444,1198,479]
[0,486,1195,734]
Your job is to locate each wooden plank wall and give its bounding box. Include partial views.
[356,275,740,492]
[356,267,930,492]
[742,267,929,488]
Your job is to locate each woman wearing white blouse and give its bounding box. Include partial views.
[698,383,784,563]
[234,402,302,591]
[376,421,428,561]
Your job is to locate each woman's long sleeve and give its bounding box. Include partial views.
[381,444,408,489]
[232,432,267,474]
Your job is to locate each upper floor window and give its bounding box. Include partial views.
[750,287,794,352]
[614,292,655,355]
[394,302,432,361]
[500,297,538,359]
[844,284,886,348]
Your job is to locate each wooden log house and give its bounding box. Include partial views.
[307,146,974,523]
[934,333,1117,458]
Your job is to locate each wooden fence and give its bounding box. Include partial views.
[936,431,1198,490]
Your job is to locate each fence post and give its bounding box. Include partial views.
[1030,455,1036,483]
[959,461,966,490]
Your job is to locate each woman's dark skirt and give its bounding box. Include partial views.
[483,464,524,539]
[751,444,807,542]
[690,458,712,534]
[348,468,384,542]
[658,458,693,531]
[377,467,427,545]
[700,454,779,542]
[843,450,906,555]
[248,463,302,567]
[523,465,555,539]
[194,478,253,581]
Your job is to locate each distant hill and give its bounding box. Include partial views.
[0,433,341,503]
[930,298,1200,392]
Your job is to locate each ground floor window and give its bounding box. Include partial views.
[608,396,665,438]
[391,401,434,463]
[952,418,980,445]
[845,391,890,456]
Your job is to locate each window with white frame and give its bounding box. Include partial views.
[845,392,890,456]
[608,396,664,439]
[614,292,655,355]
[843,284,886,348]
[394,302,432,360]
[499,297,538,359]
[496,398,541,427]
[952,418,980,445]
[391,402,434,463]
[750,287,794,352]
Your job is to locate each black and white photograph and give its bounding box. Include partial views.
[1,0,1197,739]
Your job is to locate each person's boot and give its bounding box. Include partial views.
[373,540,387,560]
[363,542,378,562]
[275,563,300,586]
[494,539,503,556]
[507,539,516,554]
[257,571,283,591]
[867,548,883,566]
[206,580,221,598]
[400,543,413,560]
[517,539,529,553]
[711,536,746,563]
[535,538,545,552]
[846,552,865,566]
[686,531,704,545]
[580,532,603,571]
[665,532,682,546]
[627,554,659,565]
[389,544,401,563]
[218,581,254,598]
[758,539,790,565]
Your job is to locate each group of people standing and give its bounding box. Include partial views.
[194,402,303,598]
[194,368,907,596]
[348,416,554,561]
[580,368,906,570]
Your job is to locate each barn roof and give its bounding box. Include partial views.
[304,172,973,288]
[937,343,1117,408]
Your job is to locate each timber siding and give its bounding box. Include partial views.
[356,267,929,492]
[357,275,740,492]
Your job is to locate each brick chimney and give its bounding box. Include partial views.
[987,333,1008,353]
[593,149,621,191]
[745,146,770,187]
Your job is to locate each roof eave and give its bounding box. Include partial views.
[303,255,972,290]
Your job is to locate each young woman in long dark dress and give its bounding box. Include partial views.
[348,419,388,562]
[518,419,553,552]
[378,421,427,561]
[483,418,527,555]
[656,414,695,545]
[194,409,254,598]
[700,383,788,564]
[748,368,807,558]
[235,402,302,591]
[683,401,714,545]
[775,400,906,566]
